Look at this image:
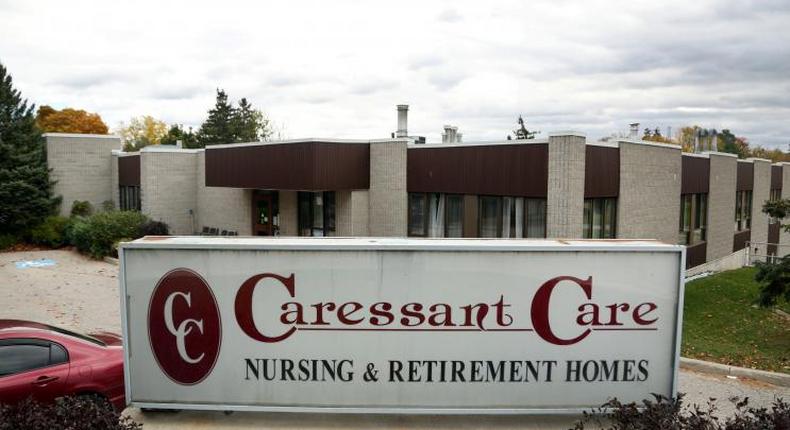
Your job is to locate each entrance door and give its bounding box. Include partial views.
[253,192,274,236]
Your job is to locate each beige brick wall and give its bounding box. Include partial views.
[617,140,681,243]
[45,134,121,216]
[140,149,198,234]
[110,152,120,210]
[195,151,252,236]
[278,191,298,236]
[779,164,790,256]
[335,191,352,236]
[336,190,370,236]
[368,139,408,236]
[350,190,370,236]
[749,159,771,257]
[706,153,737,261]
[546,134,586,238]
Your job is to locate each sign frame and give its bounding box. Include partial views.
[119,237,686,415]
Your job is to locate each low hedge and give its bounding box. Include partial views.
[69,211,149,259]
[27,215,69,248]
[8,209,171,258]
[573,394,789,429]
[0,396,141,430]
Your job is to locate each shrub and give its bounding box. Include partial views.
[0,396,141,430]
[0,233,19,250]
[138,220,169,236]
[69,211,148,259]
[27,216,69,248]
[101,200,116,212]
[573,394,789,430]
[70,200,94,217]
[754,254,790,307]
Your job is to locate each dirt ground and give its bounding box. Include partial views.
[1,249,787,429]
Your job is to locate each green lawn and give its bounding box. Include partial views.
[682,267,789,373]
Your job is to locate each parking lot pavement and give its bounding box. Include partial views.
[2,249,788,429]
[0,249,121,333]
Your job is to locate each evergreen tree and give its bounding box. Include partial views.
[160,124,199,148]
[507,115,538,140]
[197,89,237,146]
[233,98,271,142]
[0,63,58,235]
[196,90,272,146]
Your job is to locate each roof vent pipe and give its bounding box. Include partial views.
[443,125,458,143]
[396,105,409,138]
[629,123,640,139]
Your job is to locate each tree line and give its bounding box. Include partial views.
[641,126,789,162]
[34,89,274,152]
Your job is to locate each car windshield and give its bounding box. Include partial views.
[43,324,106,347]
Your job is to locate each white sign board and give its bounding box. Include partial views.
[120,237,685,414]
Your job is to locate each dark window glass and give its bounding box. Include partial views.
[592,199,603,238]
[323,192,336,233]
[444,195,463,238]
[603,199,617,239]
[298,192,312,236]
[745,190,752,229]
[0,344,50,377]
[479,196,501,238]
[735,191,752,231]
[583,200,592,238]
[679,194,692,245]
[49,343,68,366]
[525,199,546,238]
[119,186,141,211]
[408,193,427,237]
[735,191,742,230]
[694,194,707,242]
[583,198,617,239]
[297,192,334,237]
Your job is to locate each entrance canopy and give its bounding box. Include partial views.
[205,139,370,191]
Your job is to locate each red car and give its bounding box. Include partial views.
[0,320,125,411]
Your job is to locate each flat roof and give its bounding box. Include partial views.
[122,236,682,253]
[43,132,120,139]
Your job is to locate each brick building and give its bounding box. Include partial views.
[44,106,789,270]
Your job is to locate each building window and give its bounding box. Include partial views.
[444,194,464,238]
[298,191,335,236]
[583,198,617,239]
[408,193,464,238]
[408,193,428,237]
[478,196,547,238]
[693,193,707,243]
[679,193,707,245]
[525,199,547,238]
[735,190,752,231]
[119,186,141,211]
[479,196,501,238]
[770,189,781,202]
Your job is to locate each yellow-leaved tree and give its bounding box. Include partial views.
[117,116,168,152]
[36,105,109,134]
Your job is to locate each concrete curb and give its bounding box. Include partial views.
[681,357,790,387]
[103,256,119,265]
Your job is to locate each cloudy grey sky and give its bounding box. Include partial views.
[1,0,788,148]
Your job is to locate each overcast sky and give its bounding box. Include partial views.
[1,0,788,148]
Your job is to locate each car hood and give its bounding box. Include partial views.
[90,331,123,347]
